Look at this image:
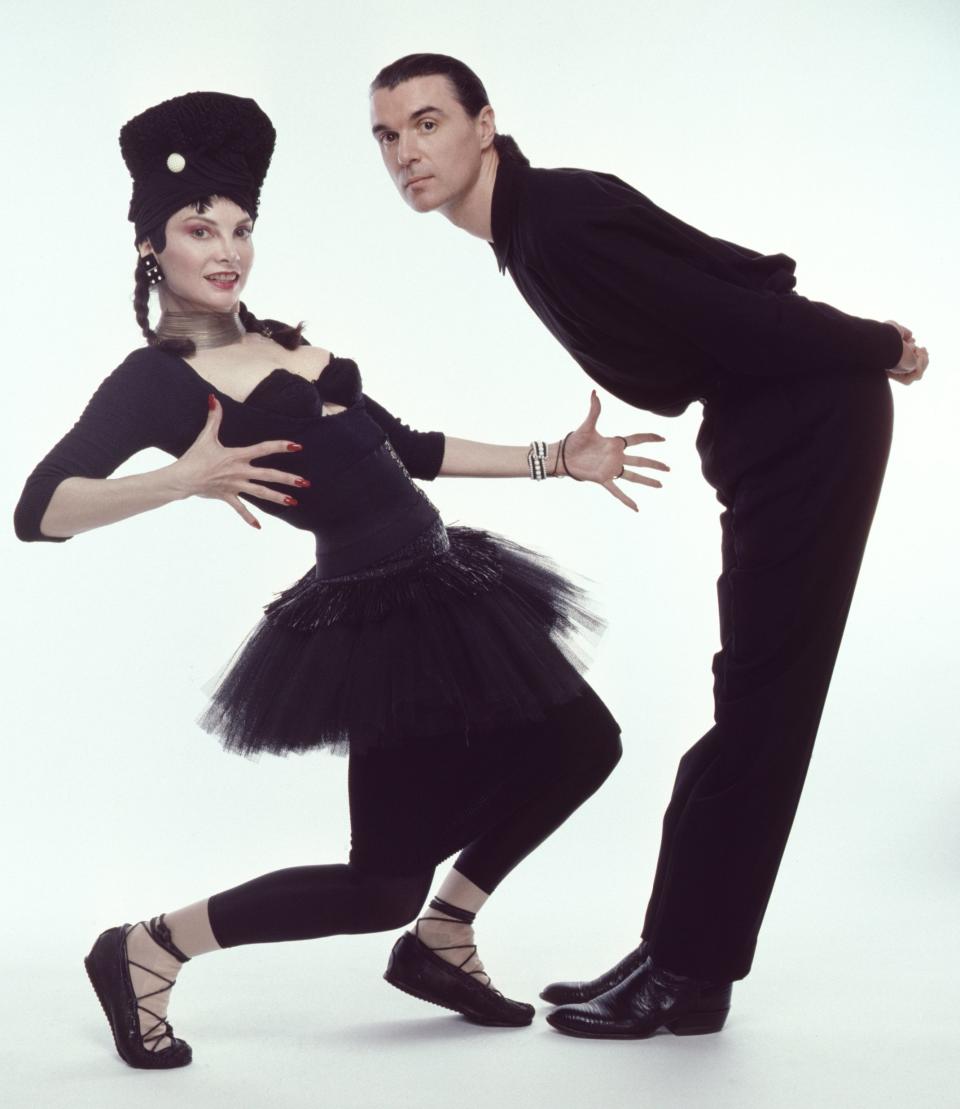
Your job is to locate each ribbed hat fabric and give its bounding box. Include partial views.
[119,91,275,243]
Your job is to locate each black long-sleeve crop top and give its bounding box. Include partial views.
[14,346,447,578]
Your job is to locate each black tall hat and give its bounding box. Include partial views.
[120,91,276,244]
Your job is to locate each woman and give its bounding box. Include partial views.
[14,91,668,1069]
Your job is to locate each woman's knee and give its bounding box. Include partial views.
[600,727,624,774]
[553,686,623,773]
[585,727,624,792]
[549,724,623,801]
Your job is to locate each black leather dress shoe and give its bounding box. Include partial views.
[545,957,732,1039]
[540,941,649,1005]
[384,931,535,1027]
[84,924,192,1068]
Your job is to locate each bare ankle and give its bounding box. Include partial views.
[413,916,491,986]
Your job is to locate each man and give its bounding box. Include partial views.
[368,53,928,1040]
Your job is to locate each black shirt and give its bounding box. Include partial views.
[14,348,446,567]
[490,159,903,417]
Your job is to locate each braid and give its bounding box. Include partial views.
[133,262,158,346]
[132,260,195,355]
[238,301,305,351]
[237,301,262,336]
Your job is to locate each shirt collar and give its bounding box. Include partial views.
[489,158,524,274]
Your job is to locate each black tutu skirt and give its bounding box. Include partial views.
[198,520,607,757]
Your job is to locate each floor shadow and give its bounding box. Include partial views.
[326,1015,532,1046]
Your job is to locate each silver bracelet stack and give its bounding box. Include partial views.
[527,440,549,480]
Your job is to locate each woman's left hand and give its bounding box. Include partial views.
[560,390,669,512]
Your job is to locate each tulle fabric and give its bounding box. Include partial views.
[198,523,606,757]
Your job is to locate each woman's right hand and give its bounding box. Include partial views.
[171,395,307,529]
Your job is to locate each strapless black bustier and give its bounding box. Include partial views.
[217,360,441,578]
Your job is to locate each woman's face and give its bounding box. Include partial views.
[142,196,255,314]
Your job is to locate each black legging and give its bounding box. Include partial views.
[208,684,622,947]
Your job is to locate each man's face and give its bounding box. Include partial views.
[370,75,493,214]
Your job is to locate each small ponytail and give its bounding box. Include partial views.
[493,133,529,167]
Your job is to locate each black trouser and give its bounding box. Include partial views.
[208,685,622,947]
[641,369,893,982]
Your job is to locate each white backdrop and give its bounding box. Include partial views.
[1,1,958,1107]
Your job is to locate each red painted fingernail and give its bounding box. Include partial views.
[294,478,311,488]
[287,443,303,452]
[252,520,261,529]
[284,496,298,506]
[208,393,217,410]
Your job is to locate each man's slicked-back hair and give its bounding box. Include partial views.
[371,53,529,166]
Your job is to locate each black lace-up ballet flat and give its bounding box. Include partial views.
[545,956,732,1039]
[84,916,193,1068]
[384,898,535,1027]
[540,940,650,1005]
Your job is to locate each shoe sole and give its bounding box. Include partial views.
[546,1007,730,1040]
[383,966,533,1027]
[85,953,124,1056]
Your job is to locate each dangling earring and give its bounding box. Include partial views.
[139,252,164,286]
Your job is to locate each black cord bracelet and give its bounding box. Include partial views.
[559,432,583,481]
